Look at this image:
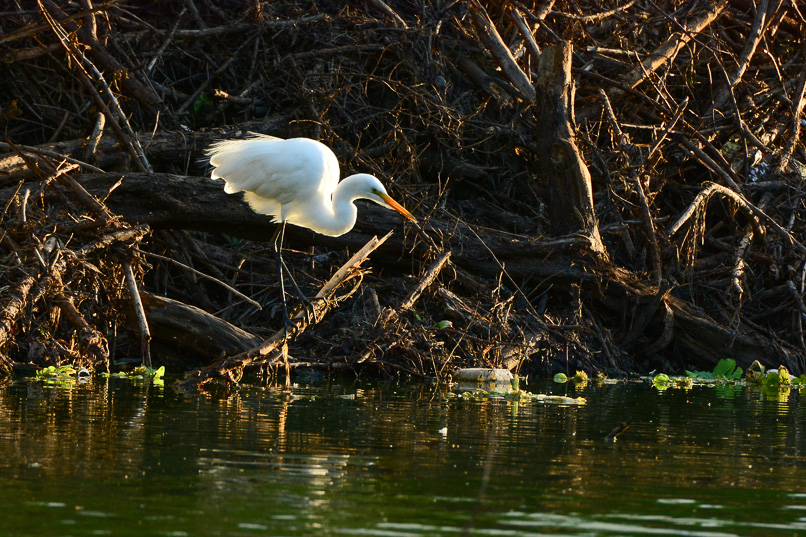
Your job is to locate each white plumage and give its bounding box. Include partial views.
[207,134,416,236]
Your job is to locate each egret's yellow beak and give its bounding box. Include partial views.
[379,193,417,223]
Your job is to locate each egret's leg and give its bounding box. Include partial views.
[272,222,293,339]
[273,222,317,336]
[279,262,318,325]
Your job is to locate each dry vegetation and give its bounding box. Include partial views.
[1,0,805,387]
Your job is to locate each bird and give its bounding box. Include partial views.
[206,134,417,333]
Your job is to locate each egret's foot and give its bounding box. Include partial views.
[281,314,297,341]
[294,295,319,325]
[279,258,318,325]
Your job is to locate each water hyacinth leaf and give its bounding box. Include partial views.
[686,358,742,382]
[762,366,791,388]
[100,365,166,385]
[36,365,77,378]
[653,374,670,390]
[713,358,742,380]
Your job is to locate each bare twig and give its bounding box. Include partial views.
[634,177,662,286]
[508,7,541,66]
[134,248,262,310]
[54,292,110,368]
[146,7,188,72]
[677,136,743,193]
[83,112,106,164]
[555,0,636,22]
[400,250,452,311]
[38,1,153,173]
[669,182,806,257]
[0,141,104,173]
[469,1,536,101]
[624,0,729,89]
[124,261,152,367]
[367,0,407,28]
[776,43,806,173]
[0,275,36,372]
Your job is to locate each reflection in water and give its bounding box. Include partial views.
[0,378,804,536]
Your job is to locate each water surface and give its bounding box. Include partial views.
[0,377,804,536]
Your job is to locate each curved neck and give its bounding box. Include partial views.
[310,174,377,237]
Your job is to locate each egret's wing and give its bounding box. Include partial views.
[207,135,340,219]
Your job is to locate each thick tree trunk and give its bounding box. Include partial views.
[534,43,606,256]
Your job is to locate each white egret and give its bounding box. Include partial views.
[206,134,417,332]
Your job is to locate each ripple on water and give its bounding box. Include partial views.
[1,379,805,537]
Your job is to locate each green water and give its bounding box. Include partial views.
[0,377,804,536]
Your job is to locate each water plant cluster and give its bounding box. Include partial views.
[650,359,806,397]
[451,386,586,406]
[547,359,806,403]
[34,365,165,387]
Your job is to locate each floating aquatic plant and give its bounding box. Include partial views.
[686,359,743,381]
[102,366,165,386]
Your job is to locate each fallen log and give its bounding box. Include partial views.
[141,292,262,360]
[62,171,598,281]
[0,117,288,179]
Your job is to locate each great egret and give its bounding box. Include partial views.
[207,134,417,332]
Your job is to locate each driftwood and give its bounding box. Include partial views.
[179,232,393,389]
[0,274,36,373]
[5,169,785,375]
[3,1,806,381]
[142,292,261,359]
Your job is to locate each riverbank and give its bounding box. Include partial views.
[1,1,805,386]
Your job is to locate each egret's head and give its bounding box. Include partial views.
[370,185,417,223]
[348,174,417,223]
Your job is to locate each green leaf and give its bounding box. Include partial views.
[763,366,792,388]
[713,358,742,380]
[653,373,671,389]
[686,359,742,382]
[553,372,568,383]
[36,365,77,378]
[192,92,212,114]
[685,369,714,380]
[101,365,166,384]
